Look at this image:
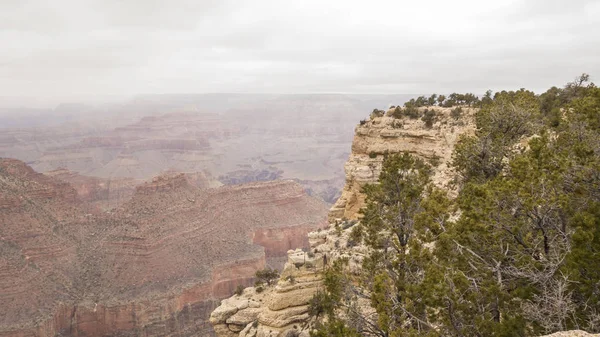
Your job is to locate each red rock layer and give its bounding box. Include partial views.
[0,159,328,337]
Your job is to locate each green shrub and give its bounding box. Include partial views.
[234,284,244,296]
[403,106,420,119]
[347,225,363,247]
[428,155,441,167]
[255,268,279,286]
[421,109,437,128]
[369,152,377,159]
[255,286,264,293]
[391,106,403,119]
[370,109,385,119]
[342,219,358,230]
[451,106,463,119]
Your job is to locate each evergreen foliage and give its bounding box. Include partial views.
[310,74,600,336]
[255,268,279,286]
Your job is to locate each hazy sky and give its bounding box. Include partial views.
[1,0,599,103]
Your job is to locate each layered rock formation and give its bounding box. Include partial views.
[0,158,328,337]
[209,220,367,337]
[329,107,475,221]
[211,106,600,337]
[44,168,220,211]
[211,107,477,336]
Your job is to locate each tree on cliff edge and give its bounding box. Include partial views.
[311,76,600,336]
[255,268,279,286]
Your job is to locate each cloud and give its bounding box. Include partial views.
[0,0,598,103]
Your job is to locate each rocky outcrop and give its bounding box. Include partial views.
[0,159,328,337]
[209,250,323,337]
[210,219,367,337]
[329,108,476,221]
[211,108,477,337]
[44,168,220,211]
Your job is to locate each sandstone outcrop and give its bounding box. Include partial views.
[329,108,475,221]
[0,158,328,337]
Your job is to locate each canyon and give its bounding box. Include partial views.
[0,93,413,337]
[0,94,413,206]
[0,158,328,337]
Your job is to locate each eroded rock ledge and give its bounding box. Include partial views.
[210,224,364,337]
[329,108,475,221]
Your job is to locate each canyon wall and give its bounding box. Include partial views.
[0,159,328,337]
[209,220,367,337]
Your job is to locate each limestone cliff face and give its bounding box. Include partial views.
[210,108,476,337]
[329,108,476,221]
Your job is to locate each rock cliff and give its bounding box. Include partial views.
[210,107,477,336]
[329,107,476,221]
[211,106,600,337]
[209,222,367,337]
[0,158,328,337]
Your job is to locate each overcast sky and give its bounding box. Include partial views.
[1,0,599,104]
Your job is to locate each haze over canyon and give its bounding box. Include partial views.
[0,93,411,336]
[2,0,599,336]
